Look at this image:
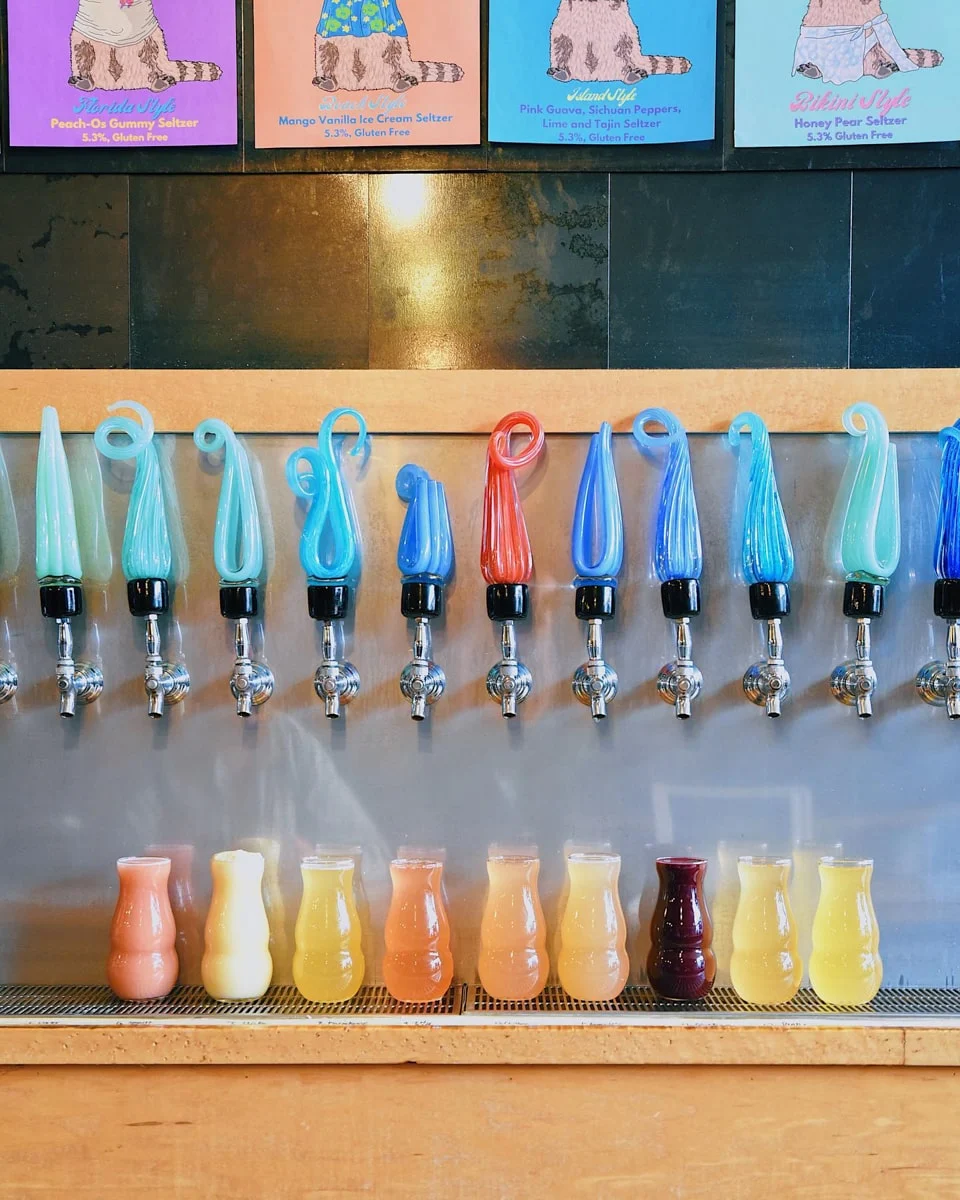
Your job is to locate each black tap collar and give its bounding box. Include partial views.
[749,581,790,620]
[401,580,443,619]
[486,583,528,622]
[660,578,701,619]
[935,579,960,620]
[220,585,259,620]
[39,582,83,620]
[842,580,884,619]
[307,582,350,622]
[127,578,169,617]
[575,583,616,621]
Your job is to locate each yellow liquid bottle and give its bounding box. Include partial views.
[293,857,364,1004]
[730,856,802,1006]
[557,852,628,1002]
[809,857,882,1006]
[202,850,273,1002]
[478,854,549,1001]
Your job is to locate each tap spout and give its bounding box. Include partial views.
[229,617,274,718]
[573,617,619,720]
[486,619,533,719]
[656,616,703,719]
[142,612,190,718]
[400,616,446,721]
[314,619,360,719]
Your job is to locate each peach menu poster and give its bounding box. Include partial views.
[254,0,479,147]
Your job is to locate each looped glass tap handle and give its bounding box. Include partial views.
[918,421,960,718]
[194,418,263,585]
[286,407,367,583]
[480,411,545,586]
[831,402,901,584]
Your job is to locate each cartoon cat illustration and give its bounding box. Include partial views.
[69,0,221,92]
[314,0,462,92]
[794,0,943,84]
[547,0,691,84]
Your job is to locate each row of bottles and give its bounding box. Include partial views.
[3,400,958,722]
[107,847,882,1010]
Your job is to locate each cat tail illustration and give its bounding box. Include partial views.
[164,58,223,83]
[903,48,944,68]
[633,54,691,77]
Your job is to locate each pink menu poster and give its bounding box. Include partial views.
[254,0,480,147]
[7,0,238,148]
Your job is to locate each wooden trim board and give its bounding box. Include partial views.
[0,368,954,433]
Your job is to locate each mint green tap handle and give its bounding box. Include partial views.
[0,443,21,583]
[834,402,901,584]
[35,406,82,582]
[94,402,172,582]
[194,418,263,584]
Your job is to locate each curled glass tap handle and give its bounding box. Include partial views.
[194,419,263,585]
[632,408,702,582]
[396,464,454,582]
[935,422,960,580]
[286,407,367,583]
[571,422,623,582]
[831,402,900,583]
[728,411,794,585]
[36,406,82,582]
[480,411,545,585]
[94,401,172,583]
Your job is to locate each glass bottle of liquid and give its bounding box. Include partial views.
[293,856,364,1004]
[106,856,179,1002]
[557,852,628,1002]
[809,857,882,1006]
[730,856,802,1006]
[478,853,549,1001]
[201,850,273,1002]
[791,840,843,986]
[647,857,716,1002]
[382,857,454,1004]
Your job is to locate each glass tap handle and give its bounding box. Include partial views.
[918,421,960,718]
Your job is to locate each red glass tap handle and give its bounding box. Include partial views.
[480,411,546,585]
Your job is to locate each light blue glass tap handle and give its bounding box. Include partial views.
[396,464,454,583]
[632,408,702,582]
[830,402,901,584]
[286,407,368,583]
[935,421,960,581]
[36,406,82,583]
[571,421,623,583]
[194,419,263,585]
[94,402,172,582]
[728,411,794,585]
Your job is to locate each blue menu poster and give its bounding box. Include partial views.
[736,0,960,146]
[488,0,717,144]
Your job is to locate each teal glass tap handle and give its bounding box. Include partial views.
[632,408,702,582]
[571,421,624,582]
[831,402,901,583]
[728,411,794,585]
[94,402,172,582]
[194,419,263,585]
[286,407,368,582]
[36,406,83,582]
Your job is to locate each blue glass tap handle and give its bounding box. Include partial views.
[728,411,794,590]
[632,408,703,589]
[286,407,367,584]
[94,402,173,588]
[396,465,454,583]
[194,419,264,586]
[571,422,624,585]
[931,420,960,623]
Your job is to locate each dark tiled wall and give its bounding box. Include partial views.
[2,170,959,371]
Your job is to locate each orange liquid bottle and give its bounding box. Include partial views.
[558,852,629,1002]
[382,857,453,1004]
[478,853,549,1001]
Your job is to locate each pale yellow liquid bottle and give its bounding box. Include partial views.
[809,857,882,1006]
[293,857,364,1004]
[557,853,628,1002]
[202,850,273,1002]
[478,854,549,1001]
[791,841,843,985]
[730,856,802,1006]
[237,836,291,985]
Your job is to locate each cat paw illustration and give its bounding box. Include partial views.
[546,66,571,81]
[312,74,338,90]
[67,74,95,90]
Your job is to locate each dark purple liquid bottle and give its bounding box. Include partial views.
[647,857,716,1002]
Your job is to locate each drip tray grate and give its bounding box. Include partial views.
[469,984,960,1019]
[0,983,464,1020]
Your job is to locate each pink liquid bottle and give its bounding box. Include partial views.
[478,852,549,1001]
[382,856,454,1004]
[106,856,179,1002]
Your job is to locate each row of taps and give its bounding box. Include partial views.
[2,401,959,724]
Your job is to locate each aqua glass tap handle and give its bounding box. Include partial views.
[36,406,82,582]
[632,408,702,582]
[286,407,367,583]
[571,422,623,583]
[194,419,263,585]
[832,402,900,583]
[728,412,794,585]
[396,464,454,583]
[934,421,960,581]
[94,402,172,582]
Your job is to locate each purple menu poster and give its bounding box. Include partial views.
[7,0,238,148]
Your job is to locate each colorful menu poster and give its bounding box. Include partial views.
[254,0,480,147]
[488,0,716,144]
[735,0,960,146]
[6,0,238,148]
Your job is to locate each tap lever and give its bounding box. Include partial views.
[486,618,532,719]
[39,584,102,718]
[313,611,360,719]
[142,611,190,719]
[831,580,882,719]
[400,616,446,721]
[230,616,274,718]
